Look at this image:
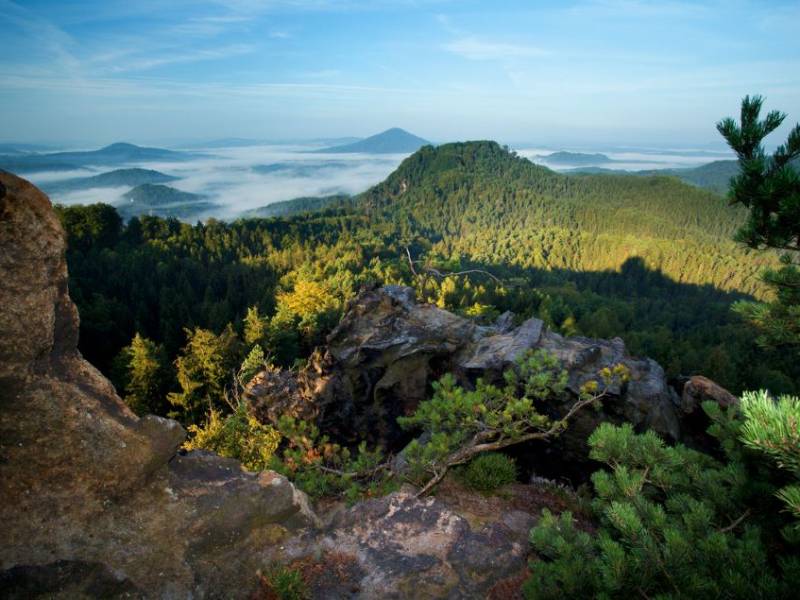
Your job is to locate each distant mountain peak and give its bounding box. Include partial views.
[311,128,430,154]
[538,151,613,165]
[101,142,141,151]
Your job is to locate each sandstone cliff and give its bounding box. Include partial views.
[0,172,316,598]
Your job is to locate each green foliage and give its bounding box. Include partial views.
[274,277,343,350]
[57,138,800,403]
[256,565,308,600]
[244,305,268,347]
[740,390,800,535]
[523,417,800,599]
[239,344,267,384]
[167,325,241,424]
[719,96,800,354]
[717,95,800,252]
[733,255,800,351]
[459,452,517,492]
[45,134,798,469]
[270,416,393,501]
[183,401,281,472]
[398,350,617,491]
[111,332,170,415]
[462,302,500,323]
[54,203,122,252]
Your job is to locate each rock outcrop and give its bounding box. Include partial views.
[280,478,582,599]
[291,490,532,599]
[0,172,316,598]
[247,284,685,458]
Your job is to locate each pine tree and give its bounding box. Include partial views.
[238,344,266,384]
[523,418,800,599]
[398,350,627,495]
[718,95,800,351]
[167,325,241,424]
[112,333,169,415]
[243,305,267,347]
[739,389,800,540]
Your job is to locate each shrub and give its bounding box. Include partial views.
[398,350,626,495]
[255,565,308,600]
[460,452,517,491]
[183,401,281,471]
[270,415,395,501]
[523,405,800,600]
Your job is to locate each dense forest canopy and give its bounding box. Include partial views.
[55,141,798,423]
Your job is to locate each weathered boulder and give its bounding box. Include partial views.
[282,481,556,599]
[247,285,684,454]
[246,284,483,445]
[674,375,739,453]
[0,172,316,598]
[681,375,738,414]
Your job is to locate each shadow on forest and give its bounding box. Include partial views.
[440,254,798,395]
[466,254,753,305]
[447,253,756,342]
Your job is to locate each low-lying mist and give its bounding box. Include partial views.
[21,142,735,222]
[27,143,408,221]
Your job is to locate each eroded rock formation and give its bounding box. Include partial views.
[0,172,316,598]
[247,284,686,458]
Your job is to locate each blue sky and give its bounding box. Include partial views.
[1,0,799,147]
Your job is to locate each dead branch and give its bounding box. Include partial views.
[718,509,751,534]
[404,246,503,285]
[317,460,393,480]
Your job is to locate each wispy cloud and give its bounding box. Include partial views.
[443,37,549,61]
[0,0,80,73]
[299,69,342,79]
[169,14,253,36]
[568,0,711,19]
[103,44,257,73]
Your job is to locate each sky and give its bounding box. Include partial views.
[1,0,799,148]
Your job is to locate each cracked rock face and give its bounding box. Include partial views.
[284,489,536,599]
[0,172,316,598]
[247,285,685,454]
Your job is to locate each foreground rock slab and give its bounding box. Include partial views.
[281,479,574,600]
[0,172,316,598]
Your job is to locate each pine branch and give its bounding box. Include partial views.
[718,509,751,534]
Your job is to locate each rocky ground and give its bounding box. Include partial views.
[0,172,734,598]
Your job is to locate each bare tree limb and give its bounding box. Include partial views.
[718,509,751,533]
[403,246,503,285]
[405,246,419,278]
[317,461,392,480]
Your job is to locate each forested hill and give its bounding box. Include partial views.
[360,141,773,297]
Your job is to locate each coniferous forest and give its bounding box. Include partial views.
[58,139,796,422]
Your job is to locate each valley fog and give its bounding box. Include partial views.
[23,141,734,222]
